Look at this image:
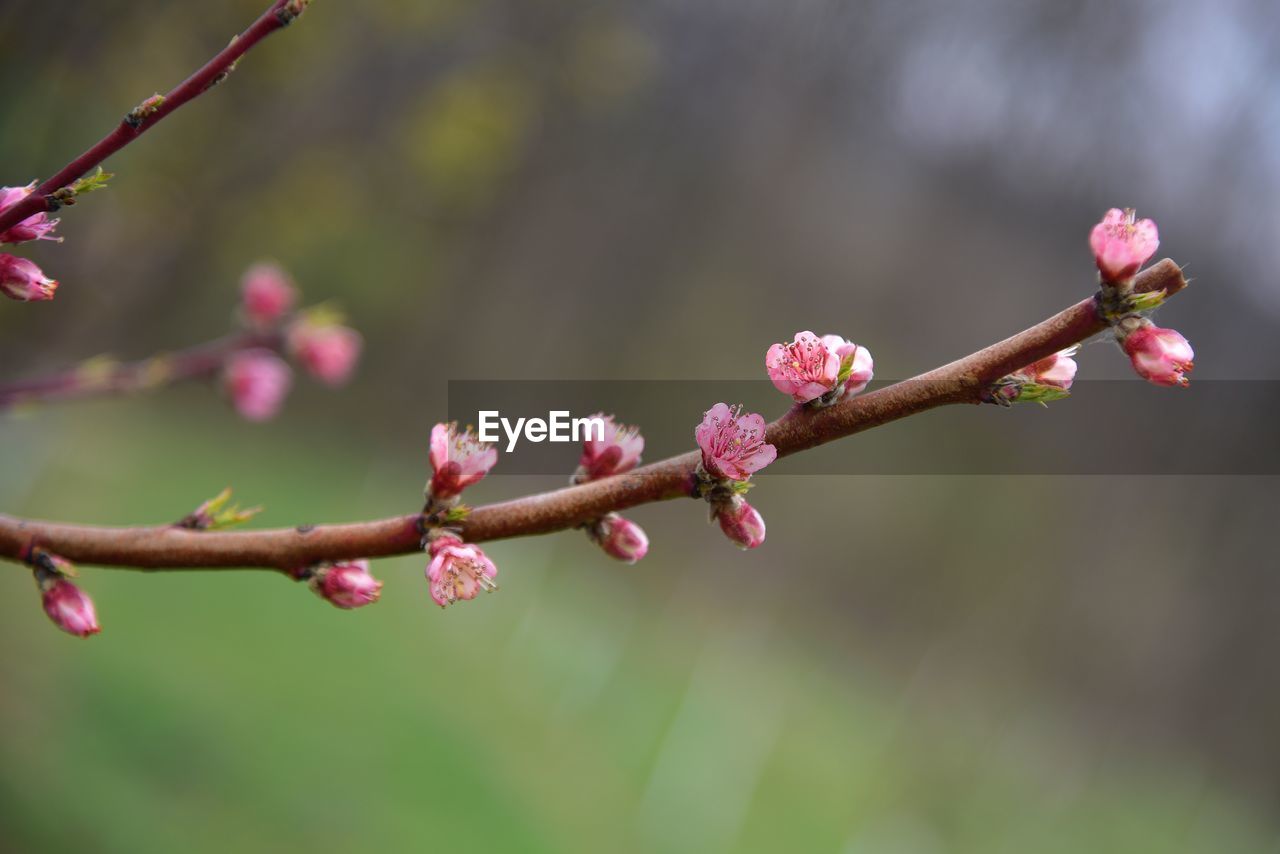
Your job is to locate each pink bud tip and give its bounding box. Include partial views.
[314,560,383,609]
[223,349,293,421]
[41,578,101,638]
[428,423,498,501]
[426,536,498,608]
[1123,325,1194,387]
[1023,346,1079,390]
[288,322,363,387]
[0,253,58,301]
[715,496,766,550]
[766,331,841,404]
[820,334,875,396]
[0,183,61,245]
[592,514,649,563]
[1090,208,1159,284]
[695,403,777,481]
[240,262,298,327]
[578,414,645,481]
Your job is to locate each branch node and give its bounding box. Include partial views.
[124,94,165,130]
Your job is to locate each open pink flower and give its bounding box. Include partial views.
[223,349,293,421]
[820,334,875,396]
[714,496,766,550]
[1023,346,1078,390]
[426,536,498,608]
[766,331,841,404]
[1123,325,1193,387]
[289,322,362,387]
[695,403,777,481]
[590,514,649,564]
[578,414,645,481]
[0,253,57,301]
[241,262,297,327]
[428,423,498,501]
[313,560,383,609]
[40,577,100,638]
[0,183,60,244]
[1090,208,1159,283]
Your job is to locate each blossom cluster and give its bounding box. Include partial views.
[423,422,502,608]
[766,332,873,406]
[695,403,775,549]
[221,262,364,421]
[0,183,61,302]
[1089,208,1193,388]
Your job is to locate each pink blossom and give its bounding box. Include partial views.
[1123,325,1194,387]
[289,322,362,386]
[1090,208,1159,283]
[314,560,383,609]
[820,334,875,396]
[428,423,498,501]
[591,514,649,564]
[766,331,841,404]
[0,253,57,301]
[578,414,645,481]
[714,496,766,550]
[1023,346,1078,390]
[40,577,101,638]
[426,536,498,608]
[695,403,777,481]
[223,349,293,421]
[240,262,297,327]
[0,183,60,244]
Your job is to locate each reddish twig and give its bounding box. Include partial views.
[0,331,281,412]
[0,0,307,237]
[0,260,1187,572]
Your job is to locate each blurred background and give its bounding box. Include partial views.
[2,0,1279,850]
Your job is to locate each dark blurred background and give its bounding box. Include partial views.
[1,0,1279,851]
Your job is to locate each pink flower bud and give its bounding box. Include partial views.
[590,514,649,563]
[240,262,297,327]
[40,577,101,638]
[1024,346,1078,390]
[578,414,645,481]
[288,322,363,387]
[312,560,383,609]
[426,536,498,608]
[1090,208,1159,284]
[1122,325,1194,387]
[428,423,498,501]
[223,349,293,421]
[820,334,875,396]
[695,403,777,481]
[0,183,61,244]
[714,496,766,550]
[0,253,58,301]
[766,331,841,404]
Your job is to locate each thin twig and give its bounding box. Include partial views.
[0,331,281,412]
[0,0,306,237]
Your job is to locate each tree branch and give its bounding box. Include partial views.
[0,331,280,412]
[0,0,306,237]
[0,259,1187,572]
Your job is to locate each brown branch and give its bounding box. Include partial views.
[0,0,307,237]
[0,331,281,412]
[0,260,1187,572]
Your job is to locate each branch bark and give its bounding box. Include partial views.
[0,260,1187,572]
[0,0,304,237]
